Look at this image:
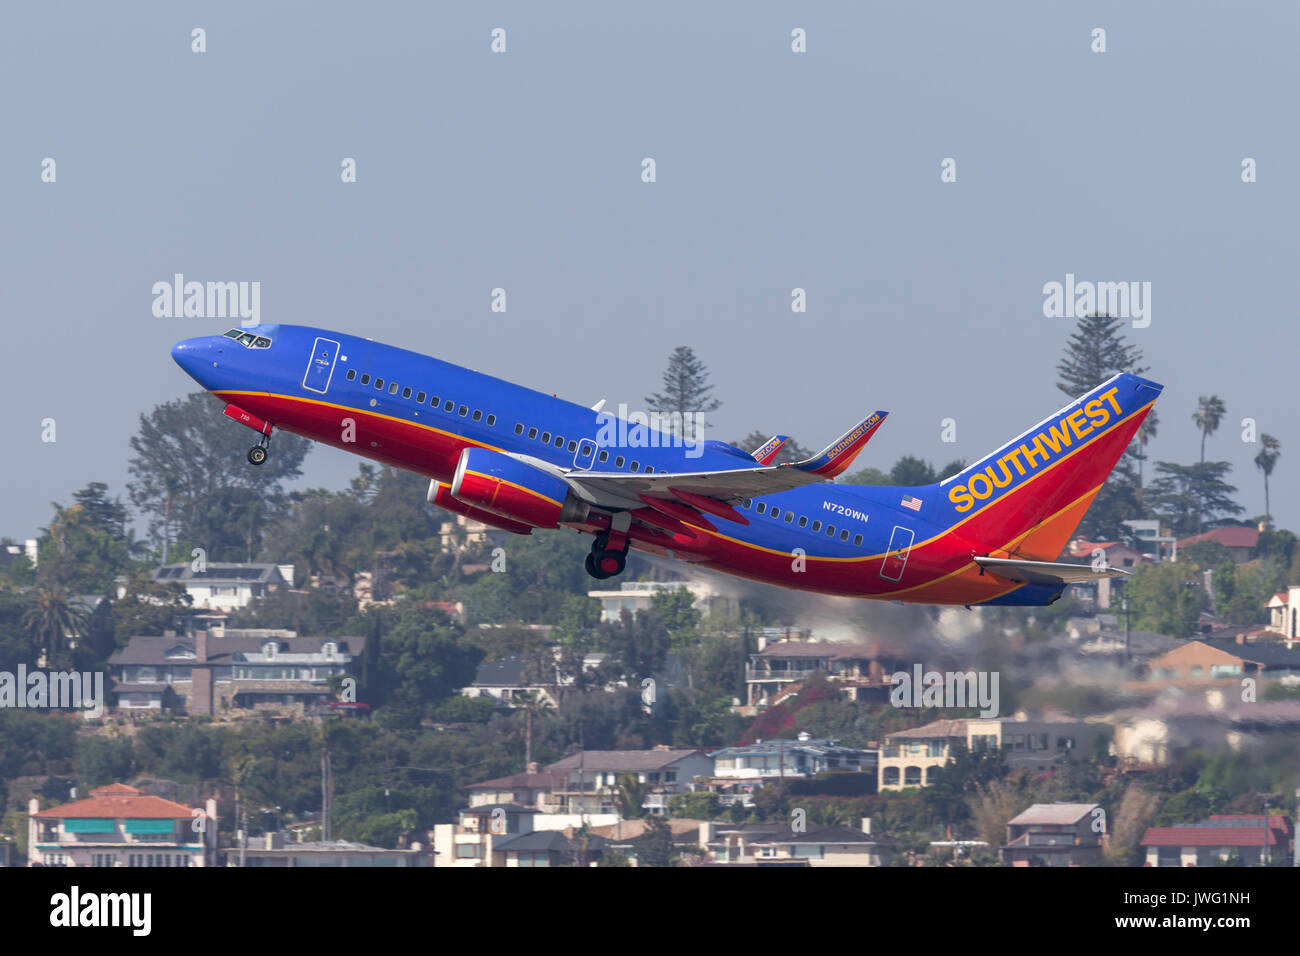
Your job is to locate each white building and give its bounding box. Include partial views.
[152,562,293,611]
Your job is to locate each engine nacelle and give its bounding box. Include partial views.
[451,447,589,529]
[427,481,534,535]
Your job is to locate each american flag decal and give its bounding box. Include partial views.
[900,495,922,512]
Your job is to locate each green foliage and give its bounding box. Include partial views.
[459,530,593,625]
[75,736,135,789]
[650,588,700,650]
[667,790,721,819]
[632,814,674,866]
[36,484,137,594]
[127,392,311,561]
[1147,461,1243,537]
[1125,560,1208,638]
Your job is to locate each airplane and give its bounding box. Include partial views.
[171,325,1162,607]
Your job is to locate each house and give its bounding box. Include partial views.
[1140,814,1292,867]
[460,656,559,708]
[235,831,432,867]
[1145,639,1300,685]
[704,732,877,806]
[1266,587,1300,645]
[1066,538,1151,608]
[152,562,293,611]
[109,630,363,715]
[544,747,714,816]
[878,716,1101,791]
[0,539,37,574]
[492,829,603,867]
[586,579,736,623]
[466,764,569,812]
[1176,526,1260,563]
[439,513,518,554]
[1001,803,1105,866]
[706,818,890,866]
[745,640,902,707]
[1109,698,1300,766]
[28,783,218,867]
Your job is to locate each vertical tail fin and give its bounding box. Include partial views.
[936,373,1162,559]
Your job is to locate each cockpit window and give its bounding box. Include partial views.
[224,329,273,348]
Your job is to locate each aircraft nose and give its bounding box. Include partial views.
[171,336,218,383]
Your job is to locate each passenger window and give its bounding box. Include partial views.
[402,387,412,399]
[798,516,808,528]
[853,534,863,546]
[486,414,496,426]
[615,456,625,467]
[375,378,384,389]
[473,410,482,421]
[444,401,454,411]
[346,369,357,381]
[566,440,577,452]
[826,525,835,536]
[771,508,780,519]
[812,520,821,532]
[458,406,468,417]
[840,529,850,541]
[360,374,371,386]
[741,498,752,508]
[528,428,538,440]
[756,503,767,514]
[644,466,653,473]
[541,432,551,443]
[630,461,640,472]
[598,451,609,462]
[416,391,426,403]
[430,396,440,407]
[554,435,563,447]
[389,383,399,394]
[784,513,793,522]
[514,424,524,435]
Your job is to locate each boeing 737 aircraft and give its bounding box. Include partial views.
[171,325,1162,607]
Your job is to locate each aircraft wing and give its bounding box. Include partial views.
[973,556,1131,585]
[558,411,888,520]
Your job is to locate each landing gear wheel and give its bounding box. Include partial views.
[247,445,268,466]
[584,552,609,580]
[596,550,626,577]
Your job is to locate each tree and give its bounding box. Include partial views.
[616,772,649,820]
[890,455,937,486]
[645,346,721,440]
[127,392,311,561]
[1055,314,1149,539]
[1192,396,1228,532]
[1125,560,1208,638]
[21,589,88,666]
[36,483,138,594]
[1106,786,1159,865]
[1254,434,1281,525]
[1146,461,1243,537]
[632,814,674,866]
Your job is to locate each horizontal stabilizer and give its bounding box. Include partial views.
[793,412,888,478]
[751,435,789,466]
[974,556,1130,586]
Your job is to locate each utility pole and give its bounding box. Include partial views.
[321,727,333,842]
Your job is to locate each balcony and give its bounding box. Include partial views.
[746,667,822,683]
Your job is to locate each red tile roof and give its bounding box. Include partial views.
[1140,826,1281,847]
[1177,526,1260,550]
[32,782,197,819]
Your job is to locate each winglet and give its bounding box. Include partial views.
[792,411,888,478]
[751,435,789,466]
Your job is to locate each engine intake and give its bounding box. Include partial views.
[451,447,589,529]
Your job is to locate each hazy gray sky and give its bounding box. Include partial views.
[3,1,1295,542]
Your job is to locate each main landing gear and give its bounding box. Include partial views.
[247,432,270,466]
[585,530,629,580]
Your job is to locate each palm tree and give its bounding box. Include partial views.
[21,588,89,665]
[1192,395,1227,532]
[1254,434,1281,526]
[1193,395,1226,466]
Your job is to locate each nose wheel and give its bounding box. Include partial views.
[247,433,270,466]
[584,531,628,579]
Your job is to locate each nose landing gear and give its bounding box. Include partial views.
[247,431,271,466]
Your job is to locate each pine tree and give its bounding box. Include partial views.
[1055,314,1149,542]
[645,346,722,440]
